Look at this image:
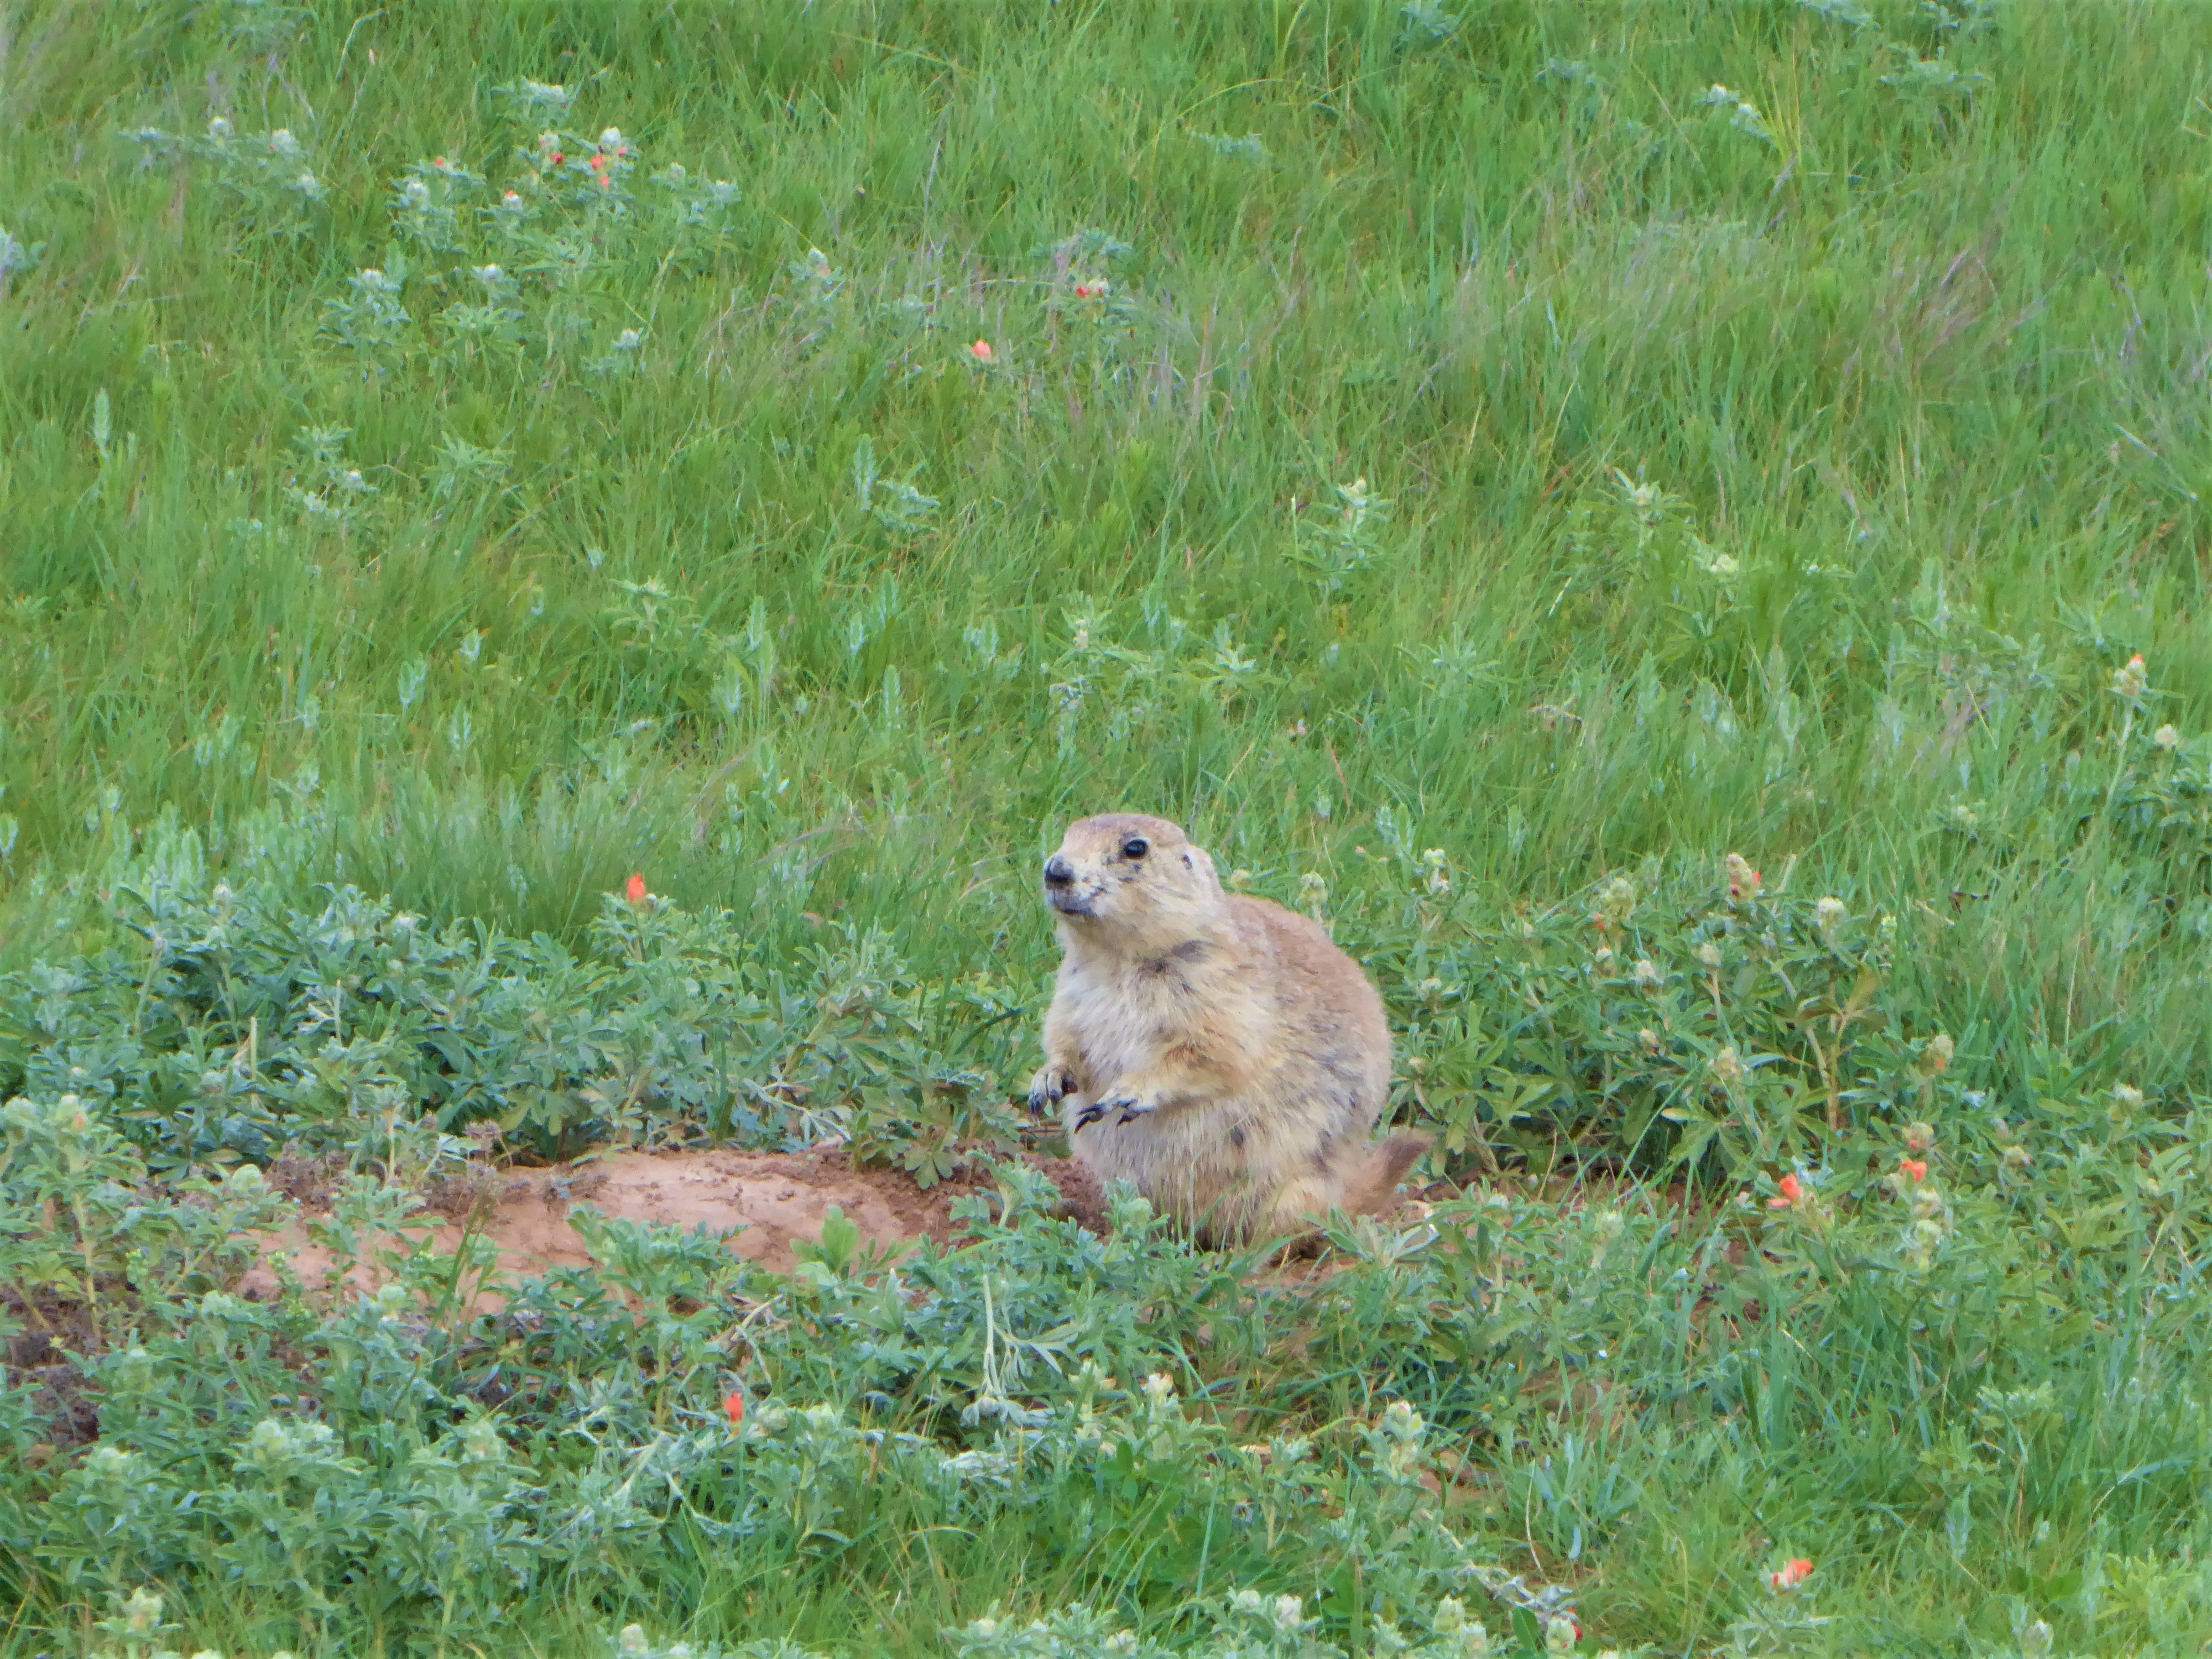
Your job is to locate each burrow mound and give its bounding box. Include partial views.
[242,1147,1112,1306]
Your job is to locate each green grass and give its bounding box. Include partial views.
[6,0,2212,1653]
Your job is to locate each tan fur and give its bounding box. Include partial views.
[1026,813,1430,1244]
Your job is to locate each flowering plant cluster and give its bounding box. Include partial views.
[20,1052,2124,1639]
[0,830,1026,1181]
[126,118,328,237]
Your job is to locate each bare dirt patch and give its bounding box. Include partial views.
[240,1147,1109,1307]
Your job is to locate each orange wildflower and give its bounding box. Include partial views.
[1768,1558,1813,1592]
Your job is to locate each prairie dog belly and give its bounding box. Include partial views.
[1065,1091,1290,1236]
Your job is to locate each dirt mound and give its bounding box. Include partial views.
[241,1147,1109,1308]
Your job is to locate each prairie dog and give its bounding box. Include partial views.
[1026,813,1429,1244]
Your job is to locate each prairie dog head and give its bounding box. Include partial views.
[1041,813,1225,951]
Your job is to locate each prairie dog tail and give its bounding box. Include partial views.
[1340,1130,1432,1218]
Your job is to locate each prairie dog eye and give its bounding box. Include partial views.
[1120,836,1150,860]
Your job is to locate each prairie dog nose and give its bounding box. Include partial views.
[1044,854,1076,886]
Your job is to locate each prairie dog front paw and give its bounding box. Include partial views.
[1026,1062,1077,1118]
[1093,1089,1161,1126]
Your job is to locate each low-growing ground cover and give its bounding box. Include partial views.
[4,0,2212,1653]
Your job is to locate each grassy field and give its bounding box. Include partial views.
[7,0,2212,1652]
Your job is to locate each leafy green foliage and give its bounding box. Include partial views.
[0,822,1025,1176]
[8,1052,2212,1654]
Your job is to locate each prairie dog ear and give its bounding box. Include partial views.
[1182,842,1222,886]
